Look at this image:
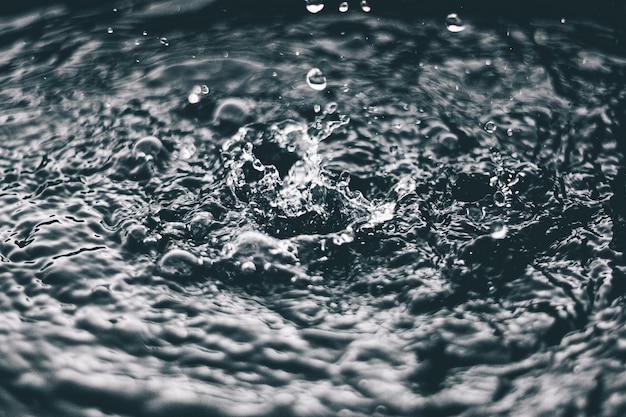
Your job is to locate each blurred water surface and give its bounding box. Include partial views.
[2,1,626,416]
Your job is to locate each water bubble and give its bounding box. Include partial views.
[360,0,371,12]
[189,212,214,241]
[313,104,322,113]
[324,102,338,114]
[252,159,265,172]
[159,37,169,47]
[506,128,513,137]
[157,249,199,279]
[201,84,210,95]
[484,121,497,133]
[132,136,163,161]
[305,0,324,13]
[339,2,349,12]
[241,261,257,274]
[214,98,249,126]
[306,68,327,91]
[107,27,113,34]
[187,85,202,104]
[445,13,465,32]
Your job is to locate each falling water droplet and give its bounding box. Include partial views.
[306,68,327,91]
[484,121,497,133]
[160,37,169,47]
[506,128,513,137]
[142,30,148,36]
[360,0,371,12]
[445,13,465,32]
[339,2,349,12]
[305,1,324,14]
[107,27,113,34]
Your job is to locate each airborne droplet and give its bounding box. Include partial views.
[305,1,324,14]
[339,2,349,12]
[306,68,327,91]
[360,0,371,13]
[445,13,465,33]
[159,37,169,47]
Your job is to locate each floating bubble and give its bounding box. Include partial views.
[339,2,349,12]
[240,261,257,274]
[305,0,324,14]
[360,0,371,12]
[187,85,202,104]
[157,249,199,279]
[445,13,465,33]
[484,121,497,133]
[306,68,327,91]
[132,136,163,161]
[189,212,214,241]
[159,37,169,47]
[214,98,249,126]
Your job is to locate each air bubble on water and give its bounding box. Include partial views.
[240,261,257,274]
[339,2,349,12]
[445,13,465,32]
[324,102,338,114]
[189,212,213,241]
[305,0,324,14]
[214,98,249,126]
[187,85,202,104]
[493,190,506,207]
[132,136,163,161]
[252,159,265,172]
[306,68,327,91]
[157,249,199,279]
[107,27,113,34]
[201,85,210,94]
[160,37,169,47]
[287,143,297,152]
[491,224,508,239]
[360,1,371,12]
[484,121,497,133]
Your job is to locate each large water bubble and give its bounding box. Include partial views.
[132,136,164,161]
[214,98,250,127]
[157,249,201,279]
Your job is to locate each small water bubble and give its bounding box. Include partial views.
[445,13,465,32]
[305,0,324,13]
[287,143,297,152]
[107,27,113,34]
[324,102,338,114]
[313,104,321,113]
[159,37,169,47]
[201,84,210,94]
[484,121,497,133]
[360,0,371,12]
[241,261,257,274]
[158,249,199,279]
[306,67,327,91]
[339,1,349,12]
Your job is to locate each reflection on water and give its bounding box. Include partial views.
[1,0,626,416]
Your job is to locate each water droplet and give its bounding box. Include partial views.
[201,85,210,94]
[159,37,169,47]
[339,2,349,12]
[305,1,324,14]
[445,13,465,32]
[313,104,321,113]
[132,136,163,161]
[360,0,371,12]
[560,17,566,24]
[484,121,497,133]
[493,190,506,207]
[158,249,199,279]
[107,27,113,34]
[142,31,148,36]
[506,128,513,137]
[306,68,327,91]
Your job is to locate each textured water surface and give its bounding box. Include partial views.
[2,0,626,416]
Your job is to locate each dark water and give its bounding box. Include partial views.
[2,0,626,416]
